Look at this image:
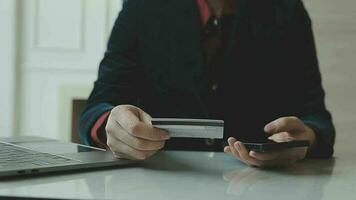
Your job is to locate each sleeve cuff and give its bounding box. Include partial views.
[302,119,334,158]
[90,111,110,148]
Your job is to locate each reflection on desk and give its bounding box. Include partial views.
[0,151,354,200]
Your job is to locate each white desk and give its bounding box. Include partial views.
[0,148,354,200]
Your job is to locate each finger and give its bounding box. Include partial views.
[228,137,241,159]
[268,132,296,143]
[107,136,157,160]
[115,109,170,141]
[224,146,232,154]
[224,146,237,157]
[264,116,305,134]
[234,141,262,167]
[249,151,281,161]
[129,122,170,141]
[108,121,165,151]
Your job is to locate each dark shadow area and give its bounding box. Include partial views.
[71,99,86,144]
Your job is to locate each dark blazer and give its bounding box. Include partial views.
[79,0,335,158]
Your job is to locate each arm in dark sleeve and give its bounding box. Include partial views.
[79,0,142,146]
[292,1,335,158]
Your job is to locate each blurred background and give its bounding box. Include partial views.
[0,0,355,159]
[0,0,122,142]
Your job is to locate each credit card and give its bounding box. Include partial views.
[151,118,224,139]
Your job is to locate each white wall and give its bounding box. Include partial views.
[0,0,17,137]
[303,0,356,156]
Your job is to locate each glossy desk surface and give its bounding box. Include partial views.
[0,146,355,200]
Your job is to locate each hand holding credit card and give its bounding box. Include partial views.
[151,118,224,139]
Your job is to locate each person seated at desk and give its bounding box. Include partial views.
[79,0,335,167]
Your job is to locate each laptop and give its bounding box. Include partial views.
[0,136,136,177]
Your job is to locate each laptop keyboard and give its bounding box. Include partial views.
[0,142,80,169]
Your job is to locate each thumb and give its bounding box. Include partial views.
[264,116,306,135]
[139,109,152,125]
[121,105,152,125]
